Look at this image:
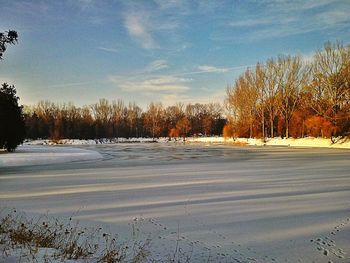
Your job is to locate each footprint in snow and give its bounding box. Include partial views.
[311,216,349,261]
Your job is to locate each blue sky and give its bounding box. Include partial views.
[1,0,350,108]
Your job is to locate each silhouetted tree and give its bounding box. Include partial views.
[0,30,24,151]
[0,83,25,151]
[0,30,18,59]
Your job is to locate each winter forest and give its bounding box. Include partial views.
[24,41,350,141]
[24,101,225,140]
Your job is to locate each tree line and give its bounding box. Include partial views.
[225,41,350,139]
[24,100,225,140]
[2,32,350,151]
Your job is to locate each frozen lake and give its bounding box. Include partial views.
[1,143,350,262]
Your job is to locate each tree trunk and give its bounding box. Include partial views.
[249,120,253,138]
[302,119,304,138]
[261,112,265,139]
[270,117,274,138]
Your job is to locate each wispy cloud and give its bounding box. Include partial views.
[97,46,119,53]
[46,81,98,89]
[215,0,350,42]
[246,9,350,41]
[161,93,189,102]
[228,18,273,28]
[254,0,339,12]
[124,12,158,49]
[154,0,185,10]
[11,1,49,15]
[122,1,185,51]
[145,60,168,72]
[316,9,350,26]
[160,90,225,106]
[107,62,249,103]
[174,65,252,76]
[193,90,226,104]
[110,75,190,93]
[197,65,230,73]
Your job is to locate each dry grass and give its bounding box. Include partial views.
[0,209,150,262]
[0,209,215,263]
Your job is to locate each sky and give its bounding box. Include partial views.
[1,0,350,109]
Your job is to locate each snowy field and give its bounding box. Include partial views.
[23,136,350,149]
[188,136,350,149]
[1,143,350,262]
[0,145,102,167]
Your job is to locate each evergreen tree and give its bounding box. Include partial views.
[0,83,25,151]
[0,30,24,151]
[0,30,18,59]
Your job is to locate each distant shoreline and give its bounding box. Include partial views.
[22,136,350,149]
[187,136,350,149]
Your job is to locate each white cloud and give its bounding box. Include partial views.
[228,18,273,28]
[214,0,350,42]
[154,0,184,10]
[124,12,158,49]
[316,9,350,26]
[251,0,336,12]
[161,90,225,106]
[194,90,226,104]
[97,47,119,53]
[46,81,93,89]
[145,59,168,72]
[160,93,190,106]
[197,65,230,73]
[110,75,191,93]
[171,65,250,77]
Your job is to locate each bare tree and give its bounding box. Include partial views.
[247,63,266,139]
[165,103,185,133]
[265,58,279,137]
[126,102,142,137]
[176,116,190,140]
[111,99,125,137]
[310,41,350,134]
[226,72,258,138]
[144,102,164,139]
[276,55,309,138]
[91,99,112,137]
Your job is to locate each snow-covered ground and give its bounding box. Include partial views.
[188,136,350,149]
[24,136,350,149]
[1,144,350,262]
[0,145,102,167]
[24,137,168,145]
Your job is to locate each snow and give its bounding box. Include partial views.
[0,145,102,167]
[24,136,350,149]
[188,136,350,149]
[1,144,350,262]
[24,137,168,146]
[3,250,85,263]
